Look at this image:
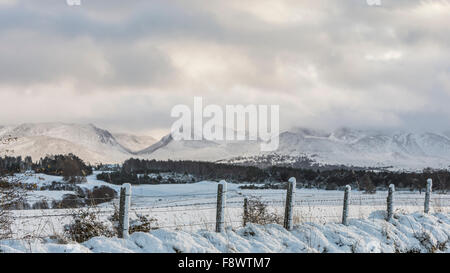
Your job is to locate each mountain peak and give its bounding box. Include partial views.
[0,122,133,164]
[2,123,450,169]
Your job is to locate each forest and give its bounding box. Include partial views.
[96,158,449,192]
[1,155,449,192]
[0,154,92,181]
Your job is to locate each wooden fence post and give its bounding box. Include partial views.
[387,184,395,221]
[284,177,296,231]
[118,183,131,239]
[216,180,227,233]
[424,178,432,214]
[243,196,249,227]
[342,185,351,226]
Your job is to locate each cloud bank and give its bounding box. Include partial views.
[0,0,449,136]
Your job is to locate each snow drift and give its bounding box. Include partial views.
[1,212,448,253]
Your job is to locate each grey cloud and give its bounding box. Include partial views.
[0,0,449,134]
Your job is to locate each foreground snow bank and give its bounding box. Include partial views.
[1,211,449,253]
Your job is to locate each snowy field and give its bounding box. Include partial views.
[6,172,450,240]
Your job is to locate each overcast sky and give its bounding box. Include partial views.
[0,0,449,137]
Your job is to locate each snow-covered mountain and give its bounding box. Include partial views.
[273,127,450,170]
[137,133,261,161]
[0,123,134,164]
[2,122,450,170]
[139,126,450,170]
[112,133,156,152]
[136,125,263,161]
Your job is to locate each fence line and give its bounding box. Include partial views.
[6,177,450,241]
[10,195,449,220]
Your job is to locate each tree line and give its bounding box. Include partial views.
[97,158,449,192]
[0,154,92,181]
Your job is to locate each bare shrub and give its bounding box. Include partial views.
[64,208,115,243]
[129,214,159,234]
[359,174,376,194]
[244,197,282,225]
[108,203,120,223]
[108,204,158,235]
[0,179,27,239]
[107,203,120,232]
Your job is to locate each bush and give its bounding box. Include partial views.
[86,186,117,206]
[51,186,116,209]
[52,194,85,209]
[244,197,282,225]
[32,200,49,209]
[129,214,159,234]
[108,205,158,235]
[64,209,114,243]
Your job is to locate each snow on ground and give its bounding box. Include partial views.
[8,184,450,239]
[8,172,121,207]
[5,171,450,239]
[1,212,449,253]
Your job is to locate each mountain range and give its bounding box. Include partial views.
[1,122,450,170]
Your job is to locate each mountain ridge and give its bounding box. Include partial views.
[1,122,450,170]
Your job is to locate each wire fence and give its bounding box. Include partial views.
[5,178,450,240]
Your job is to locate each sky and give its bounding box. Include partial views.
[0,0,449,138]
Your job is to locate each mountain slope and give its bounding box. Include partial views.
[273,128,450,169]
[112,133,156,152]
[137,134,259,161]
[0,123,133,164]
[2,122,450,169]
[139,127,450,170]
[136,126,263,161]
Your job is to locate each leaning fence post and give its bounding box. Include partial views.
[387,184,395,221]
[342,185,351,226]
[424,178,432,214]
[284,177,296,231]
[215,180,227,233]
[243,196,249,227]
[118,183,131,239]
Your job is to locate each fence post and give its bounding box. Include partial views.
[284,177,296,231]
[215,180,227,233]
[386,184,395,221]
[342,185,351,226]
[424,178,432,214]
[118,183,131,239]
[243,196,249,227]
